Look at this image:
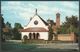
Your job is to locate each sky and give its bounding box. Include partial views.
[1,1,79,27]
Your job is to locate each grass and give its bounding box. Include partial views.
[1,42,37,50]
[1,42,79,52]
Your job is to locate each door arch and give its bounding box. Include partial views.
[29,33,32,39]
[33,33,35,39]
[23,35,28,40]
[23,35,28,42]
[36,33,40,39]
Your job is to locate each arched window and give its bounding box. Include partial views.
[29,33,32,39]
[23,35,27,41]
[36,33,40,39]
[33,33,35,39]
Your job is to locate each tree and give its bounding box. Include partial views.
[12,28,21,40]
[0,14,5,41]
[4,22,12,40]
[48,26,53,41]
[0,15,5,28]
[47,19,54,41]
[12,23,23,40]
[14,23,23,29]
[6,22,12,29]
[66,16,78,33]
[58,15,79,34]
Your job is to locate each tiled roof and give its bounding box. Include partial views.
[19,27,48,32]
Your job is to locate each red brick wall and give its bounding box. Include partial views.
[56,13,60,28]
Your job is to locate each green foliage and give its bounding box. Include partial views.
[2,22,23,40]
[4,22,13,40]
[58,15,79,34]
[47,20,54,41]
[0,15,23,40]
[0,15,5,28]
[12,28,21,40]
[12,23,23,40]
[14,23,23,29]
[6,22,12,29]
[0,15,5,41]
[48,26,53,41]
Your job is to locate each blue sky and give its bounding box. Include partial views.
[1,1,79,27]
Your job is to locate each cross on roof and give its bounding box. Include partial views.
[35,9,37,15]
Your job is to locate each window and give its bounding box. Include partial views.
[34,20,38,25]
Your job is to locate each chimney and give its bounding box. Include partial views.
[56,13,60,28]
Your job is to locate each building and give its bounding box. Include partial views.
[20,9,77,42]
[20,9,49,40]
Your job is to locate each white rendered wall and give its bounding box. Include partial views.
[24,15,48,30]
[39,32,48,40]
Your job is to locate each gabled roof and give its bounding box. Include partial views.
[28,9,48,26]
[36,14,48,25]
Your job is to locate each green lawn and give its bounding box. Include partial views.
[1,42,79,52]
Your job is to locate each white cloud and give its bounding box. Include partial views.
[1,1,79,26]
[62,2,74,7]
[61,1,79,9]
[28,3,35,7]
[7,1,21,6]
[19,11,34,19]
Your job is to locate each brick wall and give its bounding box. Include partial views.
[54,32,77,42]
[56,13,60,28]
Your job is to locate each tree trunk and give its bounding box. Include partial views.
[54,34,58,41]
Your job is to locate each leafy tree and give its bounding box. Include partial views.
[0,15,5,28]
[6,22,12,29]
[48,26,53,41]
[12,28,21,40]
[14,23,23,29]
[0,14,5,41]
[47,20,54,41]
[12,23,23,40]
[4,22,12,40]
[58,15,79,34]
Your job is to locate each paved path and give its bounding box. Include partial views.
[36,43,79,50]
